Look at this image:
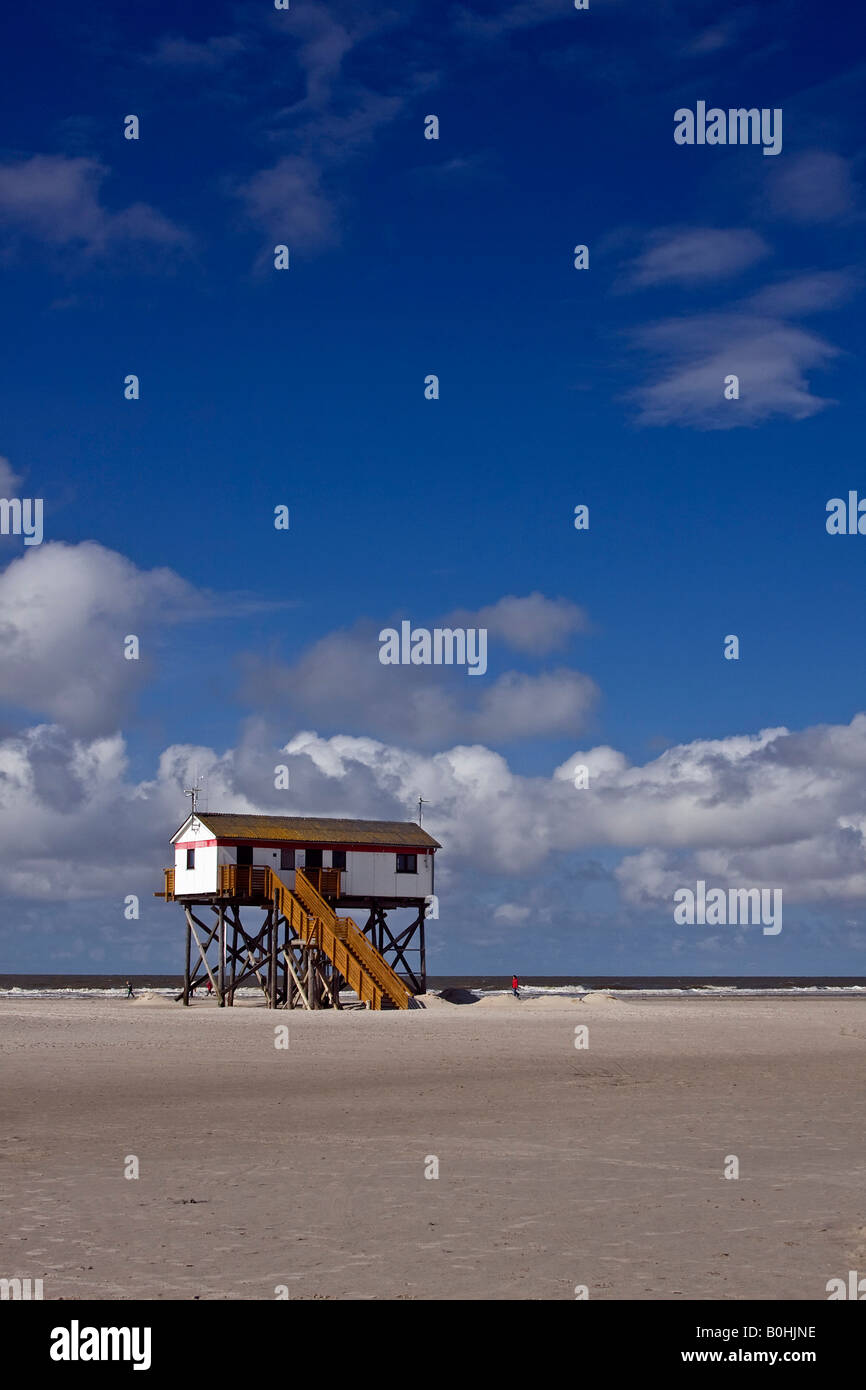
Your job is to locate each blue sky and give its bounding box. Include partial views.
[1,0,865,976]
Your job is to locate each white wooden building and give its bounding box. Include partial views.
[170,812,440,906]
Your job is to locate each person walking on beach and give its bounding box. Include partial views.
[206,979,213,996]
[125,979,135,999]
[511,974,520,998]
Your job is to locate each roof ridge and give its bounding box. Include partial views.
[175,811,442,849]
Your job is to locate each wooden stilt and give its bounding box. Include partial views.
[268,908,277,1009]
[229,919,237,1006]
[286,938,295,1010]
[307,943,319,1010]
[183,915,191,1006]
[218,906,226,1006]
[419,901,427,994]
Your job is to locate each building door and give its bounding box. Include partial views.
[237,845,253,866]
[305,848,323,869]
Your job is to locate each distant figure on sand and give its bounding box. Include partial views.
[206,979,213,996]
[125,980,135,999]
[511,975,519,998]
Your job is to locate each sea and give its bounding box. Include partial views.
[1,974,864,1001]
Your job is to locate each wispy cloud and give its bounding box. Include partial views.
[0,155,190,262]
[453,0,572,41]
[747,270,859,316]
[622,227,771,289]
[144,33,247,69]
[233,6,415,254]
[234,154,338,253]
[449,593,589,656]
[0,455,23,495]
[627,269,860,429]
[285,5,359,113]
[680,7,757,58]
[765,149,859,223]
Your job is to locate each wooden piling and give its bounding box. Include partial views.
[268,907,277,1009]
[218,906,226,1007]
[183,914,191,1006]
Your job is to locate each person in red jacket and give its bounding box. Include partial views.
[511,975,519,997]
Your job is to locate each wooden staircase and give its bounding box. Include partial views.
[269,867,413,1011]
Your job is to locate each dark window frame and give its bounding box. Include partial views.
[280,848,295,870]
[186,847,195,870]
[331,850,347,871]
[396,853,418,874]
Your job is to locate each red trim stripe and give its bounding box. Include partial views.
[211,839,433,855]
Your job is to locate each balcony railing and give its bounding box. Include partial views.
[300,867,341,899]
[218,864,341,899]
[157,862,342,902]
[217,864,266,897]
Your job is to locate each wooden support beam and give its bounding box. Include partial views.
[268,906,277,1010]
[218,906,226,1007]
[244,946,269,998]
[182,917,191,1005]
[316,964,340,1009]
[185,910,222,995]
[377,914,422,993]
[281,948,311,1010]
[186,912,221,998]
[229,920,237,1006]
[224,906,272,1000]
[283,933,308,1010]
[328,964,344,1010]
[283,911,293,1000]
[285,932,296,1010]
[308,946,319,1010]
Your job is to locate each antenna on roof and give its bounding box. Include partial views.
[418,796,429,825]
[184,779,202,819]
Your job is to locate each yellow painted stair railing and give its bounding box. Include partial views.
[267,866,412,1010]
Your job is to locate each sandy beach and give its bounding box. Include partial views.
[1,993,863,1301]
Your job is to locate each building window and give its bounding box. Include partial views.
[396,853,417,874]
[332,851,346,870]
[186,848,195,870]
[280,848,295,870]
